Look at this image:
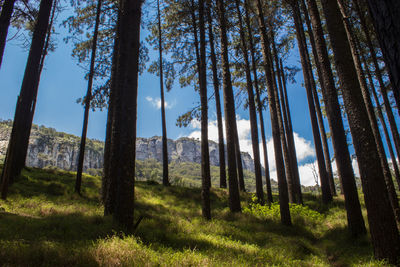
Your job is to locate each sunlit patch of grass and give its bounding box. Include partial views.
[0,166,388,266]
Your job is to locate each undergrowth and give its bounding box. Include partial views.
[0,166,390,266]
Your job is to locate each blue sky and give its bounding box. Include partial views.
[0,6,376,186]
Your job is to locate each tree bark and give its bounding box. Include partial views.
[76,0,103,195]
[198,0,211,220]
[216,0,241,212]
[1,0,54,200]
[233,0,263,204]
[354,0,400,169]
[157,0,170,187]
[103,15,120,215]
[243,0,273,203]
[337,0,400,222]
[320,0,400,262]
[108,0,142,230]
[0,0,16,68]
[361,40,400,220]
[279,59,303,204]
[305,0,366,237]
[256,0,291,225]
[206,1,226,189]
[288,0,332,204]
[300,0,336,196]
[365,0,400,110]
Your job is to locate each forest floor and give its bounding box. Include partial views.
[0,166,391,266]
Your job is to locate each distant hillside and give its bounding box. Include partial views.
[0,120,256,173]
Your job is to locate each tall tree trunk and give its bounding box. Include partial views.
[354,0,400,168]
[75,0,103,195]
[361,41,400,219]
[216,0,241,212]
[279,59,303,204]
[305,0,366,237]
[320,0,400,262]
[234,127,245,192]
[271,31,299,204]
[103,16,120,215]
[337,0,400,221]
[243,0,273,203]
[233,0,263,204]
[206,1,226,189]
[365,0,400,110]
[198,0,211,220]
[288,0,332,204]
[108,0,142,230]
[270,35,296,204]
[157,0,170,187]
[255,0,291,225]
[364,52,400,191]
[1,0,53,200]
[18,0,57,184]
[300,0,336,196]
[0,0,16,68]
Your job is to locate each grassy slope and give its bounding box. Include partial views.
[0,167,389,266]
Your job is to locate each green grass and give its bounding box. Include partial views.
[0,167,390,266]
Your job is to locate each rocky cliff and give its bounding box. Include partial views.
[0,121,256,173]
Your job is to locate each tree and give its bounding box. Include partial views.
[286,0,332,204]
[243,0,273,203]
[1,0,54,199]
[206,0,226,189]
[104,0,143,230]
[305,0,366,237]
[0,0,16,68]
[255,0,291,225]
[216,0,241,212]
[319,0,400,262]
[75,0,103,195]
[198,0,211,219]
[299,0,336,196]
[365,0,400,110]
[233,0,263,204]
[156,0,170,187]
[354,0,400,171]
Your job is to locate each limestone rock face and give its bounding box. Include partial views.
[0,122,256,173]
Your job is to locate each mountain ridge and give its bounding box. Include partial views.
[0,120,256,173]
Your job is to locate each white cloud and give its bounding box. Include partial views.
[187,116,320,186]
[146,96,174,110]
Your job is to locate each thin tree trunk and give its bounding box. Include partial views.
[156,0,170,187]
[361,41,400,217]
[18,0,57,183]
[365,0,400,110]
[305,0,366,237]
[354,0,400,168]
[233,0,263,204]
[1,0,53,200]
[288,0,332,204]
[256,0,291,225]
[279,59,303,204]
[103,16,120,215]
[243,0,273,203]
[320,0,400,262]
[234,127,245,192]
[206,1,226,189]
[300,0,336,196]
[198,0,211,220]
[216,0,241,212]
[75,0,103,195]
[271,31,298,204]
[0,0,16,68]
